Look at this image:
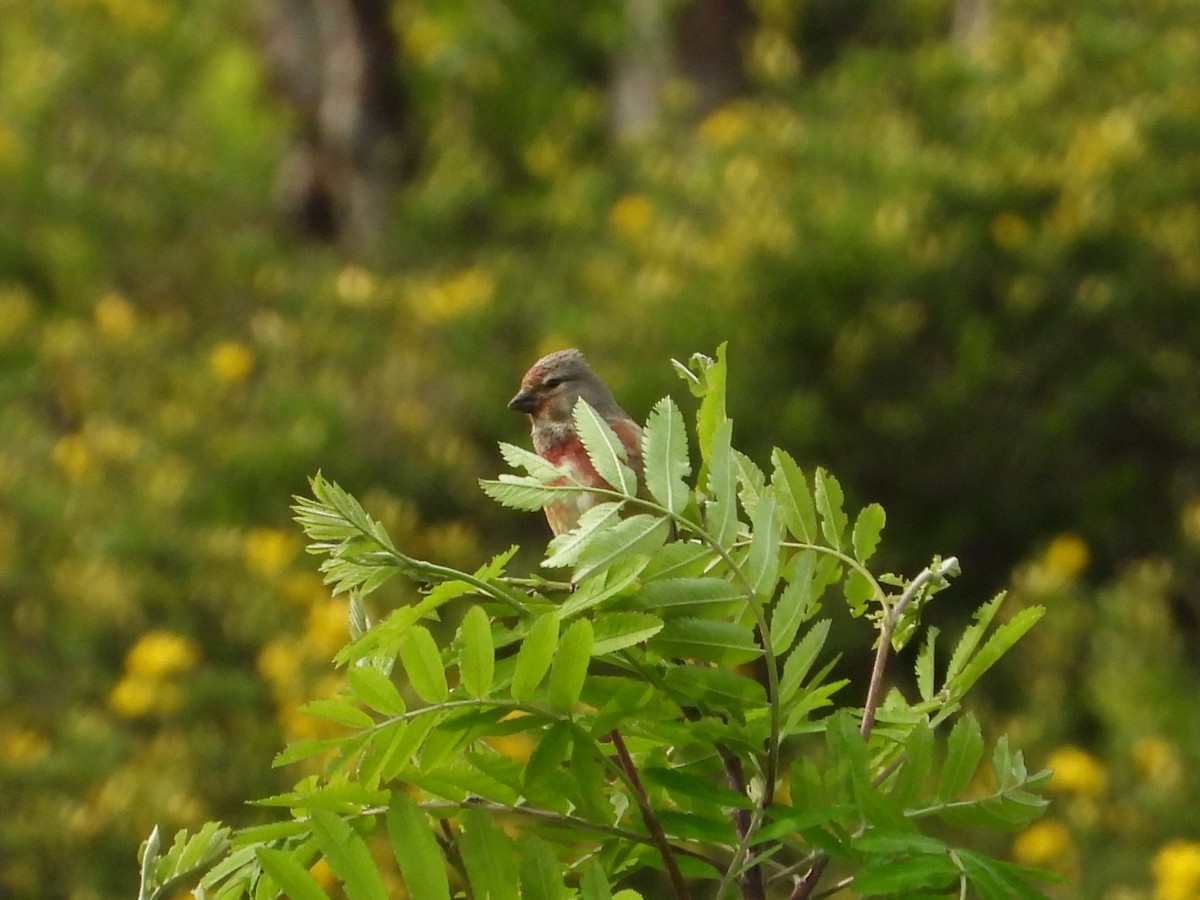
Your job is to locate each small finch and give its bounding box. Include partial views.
[508,348,643,535]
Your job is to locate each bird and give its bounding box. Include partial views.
[508,348,643,535]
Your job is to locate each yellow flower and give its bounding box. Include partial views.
[1012,818,1073,867]
[304,600,350,659]
[209,341,254,383]
[698,106,749,146]
[0,726,51,765]
[243,527,300,577]
[1043,533,1090,581]
[335,265,376,306]
[94,292,137,340]
[52,434,93,480]
[609,194,654,239]
[1153,840,1200,900]
[1133,735,1182,790]
[108,676,176,718]
[124,631,201,680]
[415,268,495,324]
[257,637,302,697]
[1046,745,1108,797]
[310,858,337,892]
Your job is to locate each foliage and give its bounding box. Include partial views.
[2,0,1199,895]
[141,350,1051,899]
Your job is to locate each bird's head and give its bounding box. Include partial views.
[508,348,621,423]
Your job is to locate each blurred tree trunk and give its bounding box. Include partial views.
[952,0,991,53]
[611,0,753,139]
[261,0,411,249]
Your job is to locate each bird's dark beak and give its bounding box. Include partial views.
[508,389,539,414]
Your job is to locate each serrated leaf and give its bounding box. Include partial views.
[310,810,388,900]
[770,551,819,655]
[274,736,346,768]
[347,666,406,716]
[543,502,623,569]
[771,449,817,543]
[657,809,737,844]
[892,720,936,811]
[938,714,984,801]
[574,399,637,496]
[814,468,847,549]
[640,541,716,580]
[511,611,559,701]
[578,859,613,900]
[915,627,938,702]
[387,794,451,900]
[519,835,565,900]
[650,618,760,665]
[778,619,832,705]
[851,854,959,896]
[573,515,671,581]
[662,664,767,711]
[479,475,568,511]
[733,449,766,518]
[549,619,593,712]
[300,699,375,730]
[852,503,886,562]
[945,593,1006,684]
[843,569,874,618]
[459,807,519,900]
[591,611,664,655]
[636,577,744,618]
[458,605,494,699]
[643,767,753,809]
[399,626,449,704]
[255,847,331,900]
[499,442,563,480]
[957,850,1054,900]
[704,419,737,548]
[523,721,573,805]
[744,491,781,597]
[692,343,728,488]
[949,606,1044,701]
[644,396,691,515]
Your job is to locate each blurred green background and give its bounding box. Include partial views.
[2,0,1199,896]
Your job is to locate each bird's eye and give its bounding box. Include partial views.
[543,376,565,389]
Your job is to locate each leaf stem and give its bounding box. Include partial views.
[608,728,691,900]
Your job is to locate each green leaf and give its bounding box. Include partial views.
[458,605,494,699]
[915,627,938,702]
[744,491,781,597]
[479,474,569,511]
[851,503,886,562]
[578,859,613,900]
[500,442,563,480]
[843,569,875,617]
[543,501,623,569]
[299,699,375,730]
[814,468,847,550]
[459,807,519,900]
[770,551,819,655]
[591,611,664,655]
[704,418,737,548]
[255,847,331,900]
[957,850,1054,900]
[949,606,1045,701]
[657,809,737,844]
[573,514,671,581]
[511,611,559,701]
[938,714,984,801]
[891,720,934,808]
[650,618,760,665]
[519,835,565,900]
[852,854,958,896]
[523,721,573,806]
[574,398,637,496]
[771,448,817,543]
[548,618,593,712]
[733,449,767,518]
[778,619,832,705]
[945,593,1006,684]
[643,766,753,809]
[636,577,744,618]
[347,666,406,717]
[398,626,449,704]
[387,794,451,900]
[644,396,691,515]
[662,665,767,712]
[689,343,728,489]
[309,810,388,900]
